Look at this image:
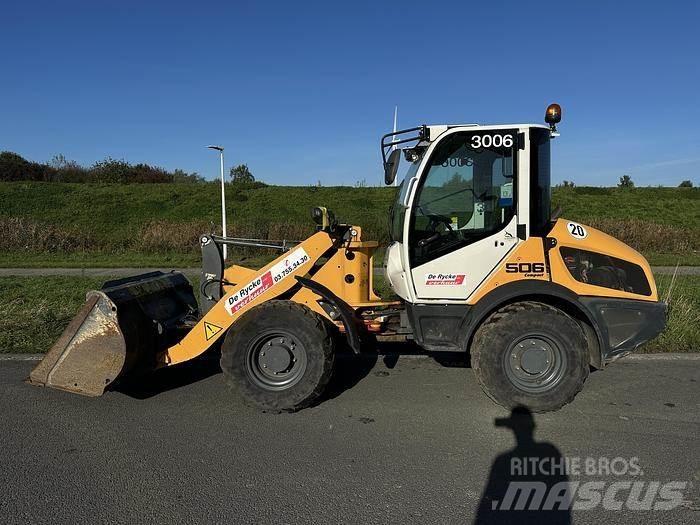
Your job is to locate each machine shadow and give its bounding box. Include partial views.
[430,350,471,368]
[473,406,571,525]
[319,347,378,404]
[113,342,475,404]
[114,351,222,399]
[115,343,380,403]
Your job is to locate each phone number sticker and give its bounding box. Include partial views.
[225,247,310,315]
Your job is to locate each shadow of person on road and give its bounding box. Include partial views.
[474,406,571,525]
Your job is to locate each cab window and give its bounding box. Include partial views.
[410,130,517,266]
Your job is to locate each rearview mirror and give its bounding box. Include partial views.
[384,149,401,185]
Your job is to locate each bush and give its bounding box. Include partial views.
[586,218,699,255]
[0,217,93,252]
[136,220,312,255]
[138,220,211,252]
[0,151,203,184]
[0,152,54,182]
[89,158,173,183]
[49,154,91,182]
[172,169,204,184]
[618,174,634,188]
[230,164,254,184]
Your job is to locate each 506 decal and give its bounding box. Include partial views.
[505,262,546,278]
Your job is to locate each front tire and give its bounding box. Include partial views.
[220,300,335,412]
[470,301,589,413]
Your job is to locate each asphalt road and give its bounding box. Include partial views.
[1,353,698,524]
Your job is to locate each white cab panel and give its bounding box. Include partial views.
[410,216,519,300]
[384,241,411,301]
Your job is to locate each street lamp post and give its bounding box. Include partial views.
[207,145,227,260]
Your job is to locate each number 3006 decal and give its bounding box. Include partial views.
[470,134,514,149]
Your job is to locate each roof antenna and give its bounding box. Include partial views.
[392,105,399,186]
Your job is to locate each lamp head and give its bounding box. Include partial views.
[544,103,562,133]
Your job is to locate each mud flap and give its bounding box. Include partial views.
[28,271,198,396]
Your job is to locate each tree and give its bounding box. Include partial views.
[679,180,693,188]
[618,174,634,188]
[172,169,204,184]
[89,157,173,183]
[230,164,255,183]
[0,151,52,181]
[89,157,131,183]
[562,180,575,188]
[50,154,89,182]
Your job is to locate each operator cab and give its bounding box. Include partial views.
[382,106,558,303]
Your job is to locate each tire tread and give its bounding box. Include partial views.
[471,301,589,413]
[220,300,335,412]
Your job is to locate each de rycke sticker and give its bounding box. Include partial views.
[425,273,466,286]
[567,221,588,239]
[225,247,310,316]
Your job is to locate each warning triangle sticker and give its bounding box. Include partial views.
[204,322,223,341]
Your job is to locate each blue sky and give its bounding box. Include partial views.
[2,0,699,186]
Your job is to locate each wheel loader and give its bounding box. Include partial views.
[29,104,667,412]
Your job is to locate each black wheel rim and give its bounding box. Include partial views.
[245,330,307,391]
[503,333,567,393]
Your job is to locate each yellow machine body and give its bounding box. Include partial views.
[469,219,658,305]
[161,226,390,367]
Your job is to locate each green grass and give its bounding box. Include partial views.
[553,186,699,228]
[0,182,697,267]
[644,253,700,266]
[645,274,700,353]
[0,251,274,269]
[1,273,697,354]
[0,181,394,245]
[0,276,104,354]
[0,251,201,268]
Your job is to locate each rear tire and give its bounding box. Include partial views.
[220,300,335,412]
[470,301,589,413]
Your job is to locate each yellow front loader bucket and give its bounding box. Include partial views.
[29,271,198,396]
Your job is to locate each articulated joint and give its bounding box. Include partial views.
[295,276,362,354]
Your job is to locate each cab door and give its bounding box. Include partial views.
[408,128,521,301]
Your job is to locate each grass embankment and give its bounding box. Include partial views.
[0,183,698,267]
[1,274,697,354]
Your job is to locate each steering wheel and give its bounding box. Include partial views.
[426,213,454,233]
[416,212,457,248]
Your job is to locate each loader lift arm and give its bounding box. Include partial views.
[160,230,336,367]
